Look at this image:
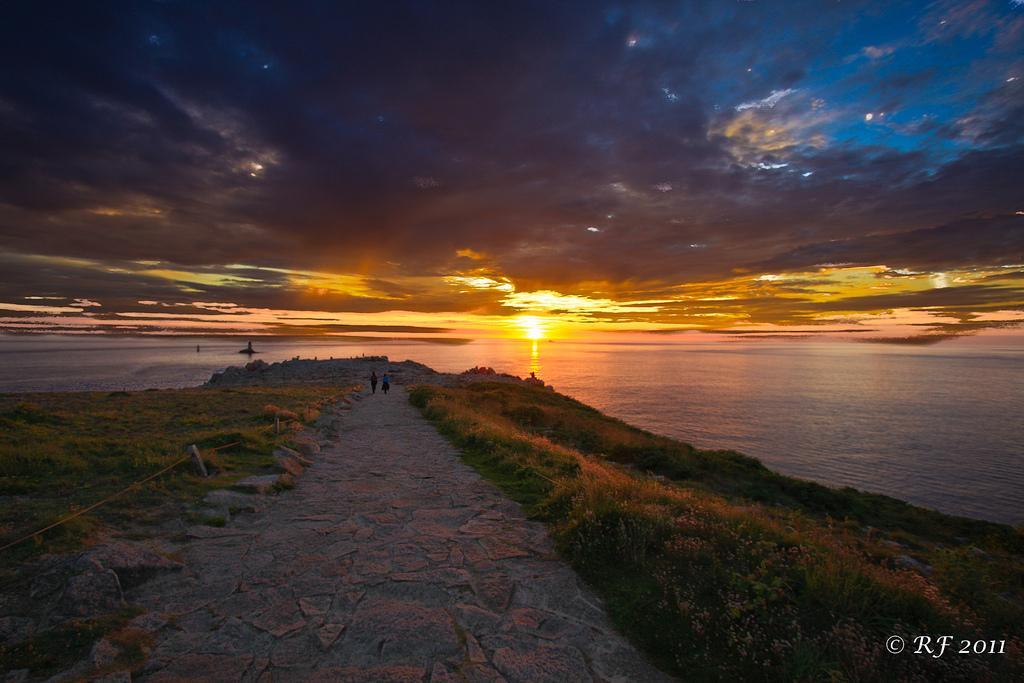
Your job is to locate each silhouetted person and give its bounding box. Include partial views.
[370,371,378,394]
[381,373,390,394]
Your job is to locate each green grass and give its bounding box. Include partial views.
[410,382,1024,681]
[0,608,143,676]
[0,384,348,567]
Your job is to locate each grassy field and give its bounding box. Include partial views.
[410,382,1023,681]
[0,384,348,567]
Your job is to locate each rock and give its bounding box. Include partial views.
[90,637,122,668]
[82,541,182,589]
[346,598,461,664]
[292,436,321,458]
[462,366,498,376]
[299,596,330,618]
[316,623,346,650]
[271,633,319,668]
[276,446,312,467]
[30,557,76,600]
[478,536,529,560]
[491,643,592,683]
[429,662,456,682]
[127,611,168,633]
[203,489,266,513]
[233,474,283,494]
[244,601,306,637]
[57,567,124,617]
[275,454,304,477]
[0,616,35,646]
[466,633,487,663]
[3,670,29,683]
[184,526,251,540]
[307,666,425,682]
[146,654,253,682]
[470,571,515,611]
[894,554,933,576]
[245,360,269,371]
[452,603,501,633]
[460,663,509,683]
[92,673,132,683]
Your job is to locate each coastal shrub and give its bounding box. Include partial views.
[262,404,299,421]
[502,404,545,428]
[0,401,60,425]
[412,381,1024,681]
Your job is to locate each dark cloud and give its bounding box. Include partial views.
[753,215,1024,273]
[1,1,1023,328]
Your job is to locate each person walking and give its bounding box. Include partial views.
[370,371,378,394]
[381,372,390,395]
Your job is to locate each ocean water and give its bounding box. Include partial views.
[1,334,1021,524]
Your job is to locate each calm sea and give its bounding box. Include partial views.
[1,334,1021,524]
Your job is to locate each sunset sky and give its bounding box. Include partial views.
[1,1,1022,341]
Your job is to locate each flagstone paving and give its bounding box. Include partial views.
[133,386,671,682]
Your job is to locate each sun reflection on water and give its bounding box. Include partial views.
[529,339,541,376]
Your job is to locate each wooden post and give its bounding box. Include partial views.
[275,415,280,434]
[188,444,208,477]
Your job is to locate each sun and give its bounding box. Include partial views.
[516,315,546,340]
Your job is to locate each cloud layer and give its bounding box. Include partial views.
[0,1,1022,339]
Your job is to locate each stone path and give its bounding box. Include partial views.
[133,386,671,682]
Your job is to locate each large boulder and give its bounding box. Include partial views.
[57,564,124,617]
[274,454,304,477]
[291,434,321,458]
[276,446,312,466]
[81,541,182,589]
[31,541,180,621]
[232,474,283,494]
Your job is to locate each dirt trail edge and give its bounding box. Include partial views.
[134,386,673,682]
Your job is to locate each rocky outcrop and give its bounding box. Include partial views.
[231,473,284,495]
[208,357,445,388]
[202,488,267,514]
[3,538,182,664]
[274,451,305,477]
[26,541,183,623]
[81,540,184,590]
[56,565,124,617]
[206,355,552,391]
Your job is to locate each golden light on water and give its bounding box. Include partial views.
[529,339,541,376]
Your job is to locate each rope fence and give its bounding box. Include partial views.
[0,390,355,591]
[0,438,246,554]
